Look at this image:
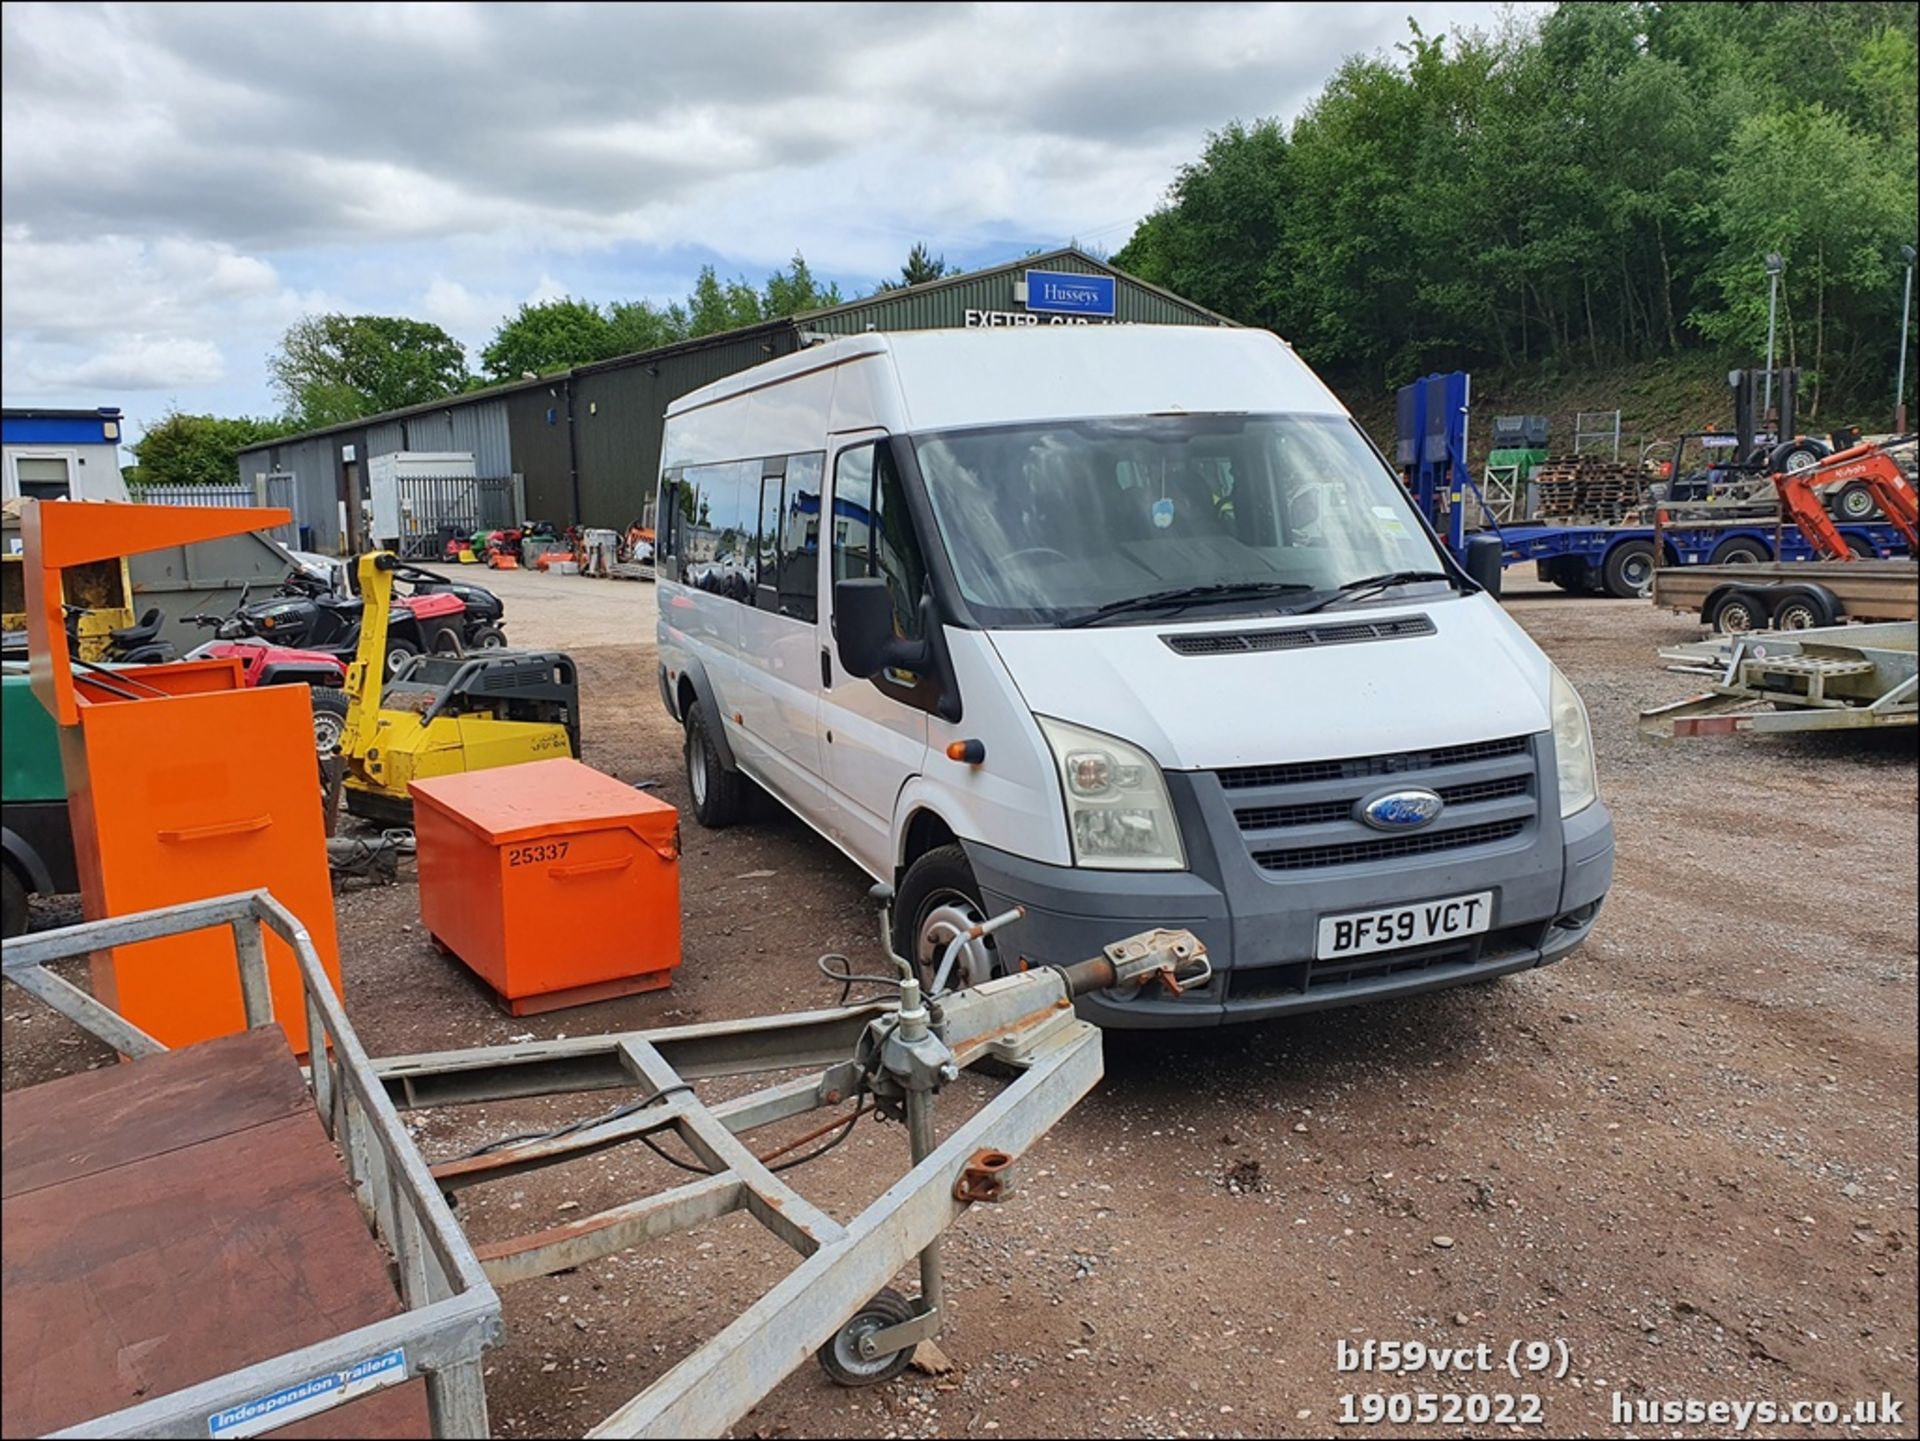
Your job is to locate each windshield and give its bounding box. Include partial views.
[913,414,1450,626]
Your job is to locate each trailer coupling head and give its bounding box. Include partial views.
[1060,928,1212,999]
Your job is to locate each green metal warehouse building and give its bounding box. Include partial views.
[233,248,1230,549]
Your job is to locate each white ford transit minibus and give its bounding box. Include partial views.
[656,326,1612,1027]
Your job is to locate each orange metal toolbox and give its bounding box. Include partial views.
[411,758,681,1014]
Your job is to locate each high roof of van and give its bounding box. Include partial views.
[664,326,1350,436]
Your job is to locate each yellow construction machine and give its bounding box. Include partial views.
[337,552,579,825]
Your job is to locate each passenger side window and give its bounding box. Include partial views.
[831,440,927,643]
[779,453,823,623]
[681,461,756,604]
[755,468,784,612]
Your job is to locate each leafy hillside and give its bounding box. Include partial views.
[1115,2,1919,422]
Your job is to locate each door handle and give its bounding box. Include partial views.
[157,815,274,843]
[820,647,832,688]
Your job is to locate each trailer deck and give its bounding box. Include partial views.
[1,1028,431,1438]
[1650,558,1919,625]
[1639,621,1918,738]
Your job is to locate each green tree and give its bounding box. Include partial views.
[129,412,288,488]
[269,314,470,426]
[480,298,612,380]
[683,266,766,337]
[876,242,953,291]
[606,299,688,355]
[762,252,843,318]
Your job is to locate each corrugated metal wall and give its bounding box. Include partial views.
[234,434,341,552]
[573,327,803,528]
[806,255,1222,334]
[232,257,1221,534]
[506,382,575,524]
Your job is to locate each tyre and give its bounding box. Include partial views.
[1827,481,1879,522]
[893,843,1001,989]
[1770,587,1836,631]
[816,1287,917,1387]
[1601,541,1656,599]
[1768,439,1828,475]
[469,624,508,649]
[1705,589,1770,634]
[1708,536,1770,566]
[1545,557,1591,593]
[385,635,420,679]
[308,687,350,755]
[683,700,748,828]
[2,864,27,940]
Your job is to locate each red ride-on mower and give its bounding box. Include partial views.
[184,637,350,754]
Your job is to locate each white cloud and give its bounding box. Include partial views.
[51,337,228,391]
[1,0,1541,421]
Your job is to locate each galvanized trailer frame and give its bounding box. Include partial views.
[7,893,1203,1440]
[1,890,501,1440]
[1639,621,1919,737]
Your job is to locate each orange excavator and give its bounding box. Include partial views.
[1773,436,1918,559]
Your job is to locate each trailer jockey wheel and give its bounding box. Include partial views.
[817,1287,917,1386]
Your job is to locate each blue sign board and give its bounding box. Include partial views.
[1024,270,1116,317]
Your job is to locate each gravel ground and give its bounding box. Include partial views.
[5,566,1914,1439]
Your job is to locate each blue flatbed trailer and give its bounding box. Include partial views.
[1490,520,1912,596]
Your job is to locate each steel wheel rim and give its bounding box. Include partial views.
[917,890,994,987]
[1723,605,1758,633]
[1841,489,1874,519]
[688,725,709,807]
[312,710,344,754]
[1776,604,1816,631]
[1622,553,1653,593]
[831,1316,899,1379]
[388,647,411,675]
[1784,450,1817,473]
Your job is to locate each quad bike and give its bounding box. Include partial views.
[225,569,472,678]
[62,601,351,755]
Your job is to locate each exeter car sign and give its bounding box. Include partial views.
[1024,270,1116,317]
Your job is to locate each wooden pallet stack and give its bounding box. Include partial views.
[1532,456,1651,523]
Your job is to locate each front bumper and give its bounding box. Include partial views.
[964,774,1614,1030]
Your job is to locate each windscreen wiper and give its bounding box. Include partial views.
[1291,570,1458,614]
[1060,580,1314,628]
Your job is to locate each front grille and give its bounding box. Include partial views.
[1235,773,1530,832]
[1163,615,1435,657]
[1252,818,1525,872]
[1219,735,1528,791]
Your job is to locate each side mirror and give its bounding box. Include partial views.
[1463,534,1504,597]
[833,577,932,679]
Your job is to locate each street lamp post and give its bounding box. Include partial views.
[1763,252,1784,427]
[1898,243,1916,434]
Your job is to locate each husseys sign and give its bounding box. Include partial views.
[965,270,1122,328]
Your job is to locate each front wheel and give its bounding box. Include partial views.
[469,624,508,649]
[893,843,1000,989]
[385,636,420,679]
[816,1288,917,1387]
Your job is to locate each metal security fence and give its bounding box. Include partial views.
[133,477,301,546]
[392,475,517,559]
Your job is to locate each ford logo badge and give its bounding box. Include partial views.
[1358,788,1444,831]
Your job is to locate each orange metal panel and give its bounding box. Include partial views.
[412,760,681,1011]
[65,685,342,1052]
[23,499,292,724]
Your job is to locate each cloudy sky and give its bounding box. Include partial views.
[2,1,1531,439]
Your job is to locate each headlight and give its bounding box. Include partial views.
[1550,667,1597,817]
[1037,717,1185,871]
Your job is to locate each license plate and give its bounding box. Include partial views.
[1315,891,1494,960]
